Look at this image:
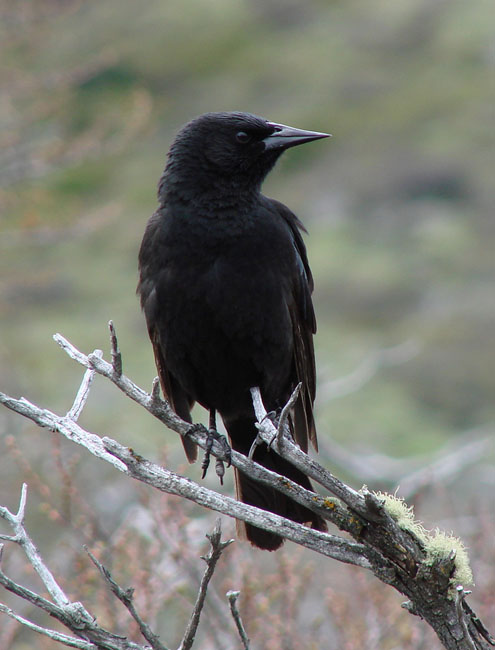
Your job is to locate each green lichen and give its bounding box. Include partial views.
[423,529,473,589]
[374,491,473,594]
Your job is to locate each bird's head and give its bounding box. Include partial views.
[160,112,329,204]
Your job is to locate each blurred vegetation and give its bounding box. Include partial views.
[0,0,494,646]
[1,0,493,449]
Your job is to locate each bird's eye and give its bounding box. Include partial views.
[235,131,251,144]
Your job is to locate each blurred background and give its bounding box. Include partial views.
[1,1,494,648]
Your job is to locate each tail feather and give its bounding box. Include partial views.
[227,417,327,551]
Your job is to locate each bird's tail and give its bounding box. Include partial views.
[226,417,327,551]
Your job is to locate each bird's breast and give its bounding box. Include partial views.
[153,214,294,410]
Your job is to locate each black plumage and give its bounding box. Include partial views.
[138,111,329,550]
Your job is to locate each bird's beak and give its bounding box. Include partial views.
[263,122,331,151]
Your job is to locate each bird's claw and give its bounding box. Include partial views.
[187,423,205,438]
[201,427,231,484]
[260,408,282,451]
[215,458,225,485]
[262,409,279,425]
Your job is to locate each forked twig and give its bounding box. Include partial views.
[0,483,71,607]
[85,547,169,650]
[0,486,145,649]
[179,520,234,650]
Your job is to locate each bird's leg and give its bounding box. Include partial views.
[201,409,231,485]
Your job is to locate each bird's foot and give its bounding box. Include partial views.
[249,409,280,459]
[201,427,231,485]
[263,409,281,450]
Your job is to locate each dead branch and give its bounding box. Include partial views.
[85,547,169,650]
[179,520,233,650]
[0,489,241,650]
[0,486,148,650]
[0,326,494,650]
[0,601,97,650]
[226,591,250,650]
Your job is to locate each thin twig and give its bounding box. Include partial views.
[67,352,101,421]
[0,489,155,650]
[109,320,122,376]
[0,483,71,607]
[179,520,234,650]
[455,587,477,650]
[276,382,301,444]
[151,376,161,403]
[0,603,97,649]
[85,547,169,650]
[0,566,145,649]
[247,382,301,458]
[0,550,76,621]
[226,591,250,650]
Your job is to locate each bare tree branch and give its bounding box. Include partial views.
[101,440,372,569]
[226,591,250,650]
[455,587,477,650]
[0,390,371,568]
[396,429,493,498]
[0,328,494,650]
[0,488,150,650]
[85,547,169,650]
[250,385,372,516]
[66,353,101,422]
[0,602,98,650]
[317,340,493,497]
[109,320,123,377]
[0,483,71,607]
[276,381,302,442]
[0,490,240,650]
[50,331,372,560]
[179,520,233,650]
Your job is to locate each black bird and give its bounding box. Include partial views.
[138,112,329,550]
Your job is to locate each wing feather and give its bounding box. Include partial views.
[138,211,197,462]
[267,197,318,453]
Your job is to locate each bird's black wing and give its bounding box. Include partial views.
[137,211,197,462]
[265,197,318,453]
